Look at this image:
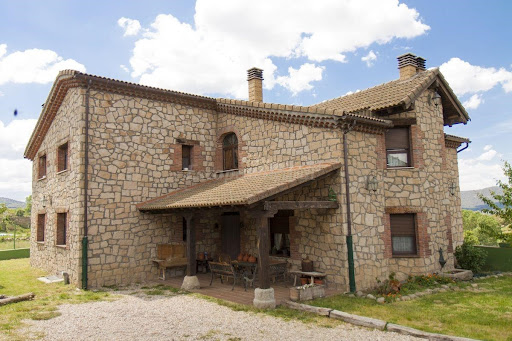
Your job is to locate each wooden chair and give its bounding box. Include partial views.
[269,262,288,283]
[243,265,258,291]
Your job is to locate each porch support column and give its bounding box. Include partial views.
[181,213,200,290]
[252,208,277,309]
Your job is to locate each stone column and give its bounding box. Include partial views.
[181,213,200,290]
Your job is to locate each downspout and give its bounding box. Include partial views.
[457,142,469,153]
[339,116,357,293]
[82,79,91,289]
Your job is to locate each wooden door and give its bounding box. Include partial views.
[221,213,241,260]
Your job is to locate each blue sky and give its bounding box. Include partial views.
[1,0,511,201]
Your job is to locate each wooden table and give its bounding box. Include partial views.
[289,270,327,287]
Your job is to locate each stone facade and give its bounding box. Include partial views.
[29,68,467,292]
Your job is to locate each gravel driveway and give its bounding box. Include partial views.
[25,293,420,340]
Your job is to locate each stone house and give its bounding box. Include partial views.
[25,53,469,305]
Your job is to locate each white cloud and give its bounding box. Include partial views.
[361,50,377,67]
[440,57,512,96]
[275,64,324,96]
[0,119,37,201]
[458,146,506,191]
[463,94,483,110]
[120,64,130,73]
[0,44,86,85]
[125,0,429,98]
[0,90,3,97]
[118,17,142,37]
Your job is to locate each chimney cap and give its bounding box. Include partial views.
[397,53,426,70]
[247,67,264,81]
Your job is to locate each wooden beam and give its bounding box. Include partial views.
[263,201,339,211]
[184,214,196,276]
[258,213,271,289]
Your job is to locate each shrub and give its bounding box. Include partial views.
[455,242,487,273]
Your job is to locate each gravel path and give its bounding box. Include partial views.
[25,294,420,340]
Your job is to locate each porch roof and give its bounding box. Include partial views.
[137,163,341,211]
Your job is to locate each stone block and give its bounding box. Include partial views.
[253,288,276,309]
[329,310,387,330]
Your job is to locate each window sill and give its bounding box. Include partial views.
[36,241,45,244]
[181,169,194,172]
[270,254,290,259]
[37,176,47,181]
[55,244,67,249]
[56,169,69,175]
[392,254,420,258]
[386,166,415,170]
[215,169,239,175]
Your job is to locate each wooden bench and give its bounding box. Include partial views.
[208,261,238,290]
[269,262,288,283]
[152,244,188,280]
[289,270,327,287]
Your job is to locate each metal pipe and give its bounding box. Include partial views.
[457,142,469,153]
[82,79,91,290]
[339,116,357,293]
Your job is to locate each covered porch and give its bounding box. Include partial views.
[137,163,342,308]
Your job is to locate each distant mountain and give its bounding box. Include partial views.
[0,197,25,209]
[461,186,503,211]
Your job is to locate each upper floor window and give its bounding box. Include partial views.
[38,154,47,179]
[57,142,69,172]
[385,127,410,167]
[223,133,238,170]
[182,145,192,170]
[390,213,417,256]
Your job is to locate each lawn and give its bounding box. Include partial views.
[0,240,30,250]
[310,275,512,341]
[0,258,113,340]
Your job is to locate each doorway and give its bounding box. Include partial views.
[221,212,241,260]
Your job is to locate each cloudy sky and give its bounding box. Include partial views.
[0,0,511,201]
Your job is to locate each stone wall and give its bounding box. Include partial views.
[30,87,84,284]
[85,90,217,287]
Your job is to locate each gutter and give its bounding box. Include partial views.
[338,115,357,293]
[457,142,469,153]
[82,79,91,289]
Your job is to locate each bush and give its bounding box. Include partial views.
[455,242,487,273]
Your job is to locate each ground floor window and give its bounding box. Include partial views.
[37,214,45,242]
[270,210,293,257]
[56,212,67,246]
[390,213,417,255]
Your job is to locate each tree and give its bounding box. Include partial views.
[24,195,32,216]
[479,161,512,243]
[462,210,502,246]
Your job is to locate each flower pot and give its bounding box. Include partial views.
[300,277,309,285]
[249,255,257,263]
[314,279,323,285]
[243,254,249,262]
[197,252,205,260]
[301,259,313,272]
[237,253,244,261]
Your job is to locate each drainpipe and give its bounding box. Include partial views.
[82,79,91,290]
[339,116,357,293]
[457,142,469,153]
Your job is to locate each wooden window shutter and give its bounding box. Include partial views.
[37,214,45,242]
[38,155,47,179]
[58,143,68,172]
[57,212,67,245]
[390,214,415,235]
[385,127,409,150]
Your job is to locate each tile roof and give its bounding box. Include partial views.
[311,69,439,113]
[137,163,341,211]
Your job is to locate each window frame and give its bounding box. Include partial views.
[37,213,45,242]
[56,212,67,246]
[390,213,418,256]
[38,154,47,179]
[269,210,293,257]
[182,145,192,170]
[57,142,69,173]
[222,133,239,171]
[385,127,412,168]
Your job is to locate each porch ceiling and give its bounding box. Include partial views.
[136,163,341,212]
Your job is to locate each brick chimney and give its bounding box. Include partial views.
[397,53,426,80]
[247,67,263,102]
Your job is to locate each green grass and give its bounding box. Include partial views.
[0,258,114,340]
[310,275,512,341]
[0,240,30,251]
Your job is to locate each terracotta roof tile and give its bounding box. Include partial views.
[310,69,439,113]
[137,163,341,211]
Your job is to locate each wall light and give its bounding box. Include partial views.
[428,92,442,107]
[366,175,378,192]
[449,181,457,196]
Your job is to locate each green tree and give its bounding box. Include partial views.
[479,161,512,243]
[462,210,502,245]
[24,195,32,216]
